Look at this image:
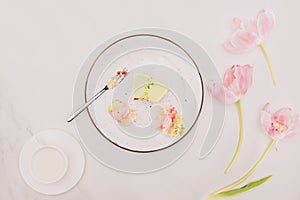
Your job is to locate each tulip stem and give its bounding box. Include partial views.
[206,139,275,199]
[258,43,277,86]
[224,100,243,174]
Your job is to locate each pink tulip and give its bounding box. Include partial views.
[208,64,253,174]
[208,64,253,104]
[224,9,275,52]
[260,103,300,141]
[224,9,277,86]
[206,103,299,199]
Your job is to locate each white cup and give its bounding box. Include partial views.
[30,139,68,184]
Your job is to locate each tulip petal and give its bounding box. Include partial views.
[272,107,293,125]
[260,103,273,136]
[208,80,240,104]
[223,65,242,96]
[223,65,236,88]
[222,64,253,97]
[223,40,240,53]
[232,17,243,31]
[242,18,259,36]
[285,114,300,138]
[257,9,275,39]
[236,64,253,94]
[224,31,259,53]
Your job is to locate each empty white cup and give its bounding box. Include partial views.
[30,143,68,184]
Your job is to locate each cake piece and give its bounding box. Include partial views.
[108,100,136,126]
[159,106,184,137]
[132,74,169,102]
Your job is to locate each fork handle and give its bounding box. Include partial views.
[67,86,108,122]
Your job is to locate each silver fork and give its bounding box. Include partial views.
[67,73,126,122]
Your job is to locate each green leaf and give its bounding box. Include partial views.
[213,175,272,198]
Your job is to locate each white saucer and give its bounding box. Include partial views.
[19,129,85,195]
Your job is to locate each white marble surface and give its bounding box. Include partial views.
[1,0,300,199]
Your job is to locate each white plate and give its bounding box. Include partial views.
[84,32,204,153]
[73,28,224,173]
[19,129,85,195]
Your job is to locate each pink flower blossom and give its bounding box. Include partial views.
[260,103,300,140]
[224,9,275,53]
[208,64,253,104]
